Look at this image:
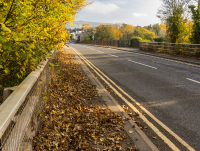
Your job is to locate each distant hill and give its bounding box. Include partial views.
[66,21,113,29]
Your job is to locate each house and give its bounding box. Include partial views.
[66,28,83,40]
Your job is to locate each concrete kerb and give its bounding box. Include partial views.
[82,44,200,66]
[66,45,159,151]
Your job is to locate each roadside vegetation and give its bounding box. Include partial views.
[82,0,200,45]
[0,0,88,103]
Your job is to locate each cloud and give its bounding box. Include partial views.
[85,1,119,15]
[133,13,147,17]
[112,0,128,4]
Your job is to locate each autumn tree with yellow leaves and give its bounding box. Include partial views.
[119,24,135,40]
[82,23,91,30]
[133,27,156,41]
[82,23,96,41]
[0,0,88,98]
[95,24,122,40]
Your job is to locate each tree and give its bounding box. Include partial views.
[0,0,88,94]
[133,27,155,41]
[145,23,166,37]
[166,6,187,43]
[95,24,121,40]
[159,22,167,37]
[157,0,191,43]
[189,1,200,44]
[70,34,75,39]
[82,23,91,30]
[152,24,161,36]
[83,27,95,40]
[157,0,192,21]
[120,24,135,40]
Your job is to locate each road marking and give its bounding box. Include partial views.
[97,50,103,53]
[72,48,180,151]
[186,78,200,84]
[71,46,195,151]
[106,47,200,68]
[108,54,118,57]
[128,60,157,69]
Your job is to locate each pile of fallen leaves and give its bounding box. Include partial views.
[33,48,137,151]
[122,105,147,131]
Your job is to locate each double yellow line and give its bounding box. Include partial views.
[71,46,195,151]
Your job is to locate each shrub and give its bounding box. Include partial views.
[142,39,152,42]
[133,27,155,41]
[85,37,91,41]
[154,36,165,42]
[131,37,143,41]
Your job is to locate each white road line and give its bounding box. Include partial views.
[186,78,200,84]
[108,54,118,57]
[110,55,118,57]
[128,60,157,69]
[98,51,104,53]
[107,47,200,68]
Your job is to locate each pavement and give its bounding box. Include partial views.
[68,45,159,151]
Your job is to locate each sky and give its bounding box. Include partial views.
[75,0,163,27]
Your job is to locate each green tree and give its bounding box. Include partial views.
[157,0,191,43]
[189,3,200,44]
[166,6,187,43]
[84,27,95,41]
[152,24,161,36]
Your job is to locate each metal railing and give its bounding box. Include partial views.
[140,41,200,58]
[0,51,57,151]
[78,40,200,58]
[78,39,140,48]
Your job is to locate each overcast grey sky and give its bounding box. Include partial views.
[75,0,163,27]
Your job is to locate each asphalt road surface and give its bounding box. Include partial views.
[70,44,200,151]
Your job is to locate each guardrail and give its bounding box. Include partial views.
[140,41,200,58]
[0,51,57,151]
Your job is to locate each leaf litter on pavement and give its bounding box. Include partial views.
[33,48,138,151]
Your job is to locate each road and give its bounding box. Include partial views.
[70,44,200,151]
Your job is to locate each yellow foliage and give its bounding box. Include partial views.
[0,0,88,87]
[82,23,91,30]
[120,24,135,40]
[160,22,167,30]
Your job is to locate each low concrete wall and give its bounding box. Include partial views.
[0,51,56,151]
